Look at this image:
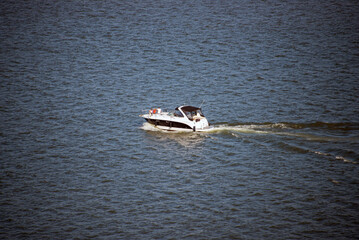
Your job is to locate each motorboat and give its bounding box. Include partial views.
[140,106,210,132]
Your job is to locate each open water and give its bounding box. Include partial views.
[1,0,359,239]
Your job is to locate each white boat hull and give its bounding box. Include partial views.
[147,122,212,132]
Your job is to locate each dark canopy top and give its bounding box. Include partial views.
[177,106,201,112]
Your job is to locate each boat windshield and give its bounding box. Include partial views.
[174,109,184,117]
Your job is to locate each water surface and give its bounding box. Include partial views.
[1,0,359,239]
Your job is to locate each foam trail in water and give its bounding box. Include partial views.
[203,123,359,143]
[203,124,324,142]
[140,122,358,164]
[313,151,357,164]
[141,122,358,143]
[199,125,271,134]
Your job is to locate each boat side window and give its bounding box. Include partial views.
[186,112,193,120]
[174,109,184,117]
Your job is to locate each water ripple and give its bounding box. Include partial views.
[1,0,359,239]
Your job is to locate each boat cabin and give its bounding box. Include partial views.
[177,106,205,121]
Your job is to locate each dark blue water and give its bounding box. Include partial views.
[1,0,359,239]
